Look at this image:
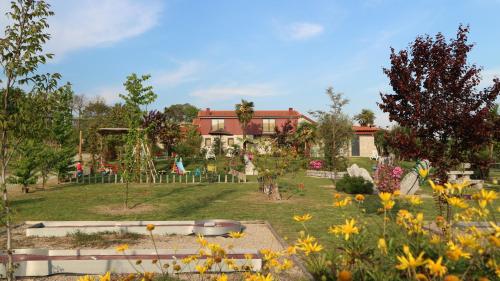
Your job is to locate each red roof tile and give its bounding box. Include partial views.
[198,109,303,118]
[353,126,380,135]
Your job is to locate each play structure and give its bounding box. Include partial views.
[96,128,157,180]
[171,155,187,174]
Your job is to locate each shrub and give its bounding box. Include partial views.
[336,175,373,194]
[374,163,403,193]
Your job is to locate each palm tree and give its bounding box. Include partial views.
[354,109,375,127]
[295,122,317,157]
[235,99,255,145]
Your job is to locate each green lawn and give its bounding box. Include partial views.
[8,171,443,246]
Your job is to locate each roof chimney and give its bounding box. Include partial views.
[288,107,293,112]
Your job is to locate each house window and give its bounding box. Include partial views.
[211,119,224,131]
[262,119,275,134]
[227,138,234,146]
[205,138,212,147]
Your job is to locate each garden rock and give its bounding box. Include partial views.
[347,164,373,183]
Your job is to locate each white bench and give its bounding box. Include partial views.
[447,170,483,189]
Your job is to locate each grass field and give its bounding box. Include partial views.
[7,170,449,247]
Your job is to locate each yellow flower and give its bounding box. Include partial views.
[228,231,245,239]
[416,273,429,281]
[338,270,353,281]
[457,234,479,249]
[446,241,471,261]
[334,193,342,199]
[296,234,316,245]
[329,219,359,240]
[488,235,500,247]
[293,213,312,222]
[77,276,95,281]
[476,189,498,207]
[280,258,293,270]
[116,244,129,253]
[355,194,365,202]
[447,197,468,208]
[378,238,388,255]
[395,245,426,270]
[286,245,297,255]
[393,190,401,197]
[406,195,423,205]
[195,264,208,274]
[196,234,208,247]
[142,272,154,281]
[98,272,110,281]
[426,256,447,277]
[418,168,429,178]
[379,192,392,202]
[383,200,395,210]
[333,197,352,208]
[429,180,447,194]
[430,234,441,244]
[301,242,323,255]
[146,224,155,231]
[245,273,273,281]
[217,274,228,281]
[443,275,460,281]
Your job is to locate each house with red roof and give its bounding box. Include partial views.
[192,108,379,158]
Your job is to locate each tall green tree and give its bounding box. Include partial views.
[235,99,254,143]
[81,97,110,171]
[0,1,55,278]
[8,140,39,193]
[119,73,156,208]
[354,109,375,127]
[50,83,76,181]
[312,87,353,183]
[164,103,199,123]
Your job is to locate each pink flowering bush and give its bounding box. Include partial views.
[374,164,403,193]
[308,160,324,170]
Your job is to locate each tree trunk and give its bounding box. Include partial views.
[124,181,129,209]
[2,167,14,281]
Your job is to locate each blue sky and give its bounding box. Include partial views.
[2,0,500,126]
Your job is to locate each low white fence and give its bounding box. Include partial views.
[68,172,246,185]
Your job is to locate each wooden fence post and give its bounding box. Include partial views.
[115,174,118,184]
[225,175,227,183]
[167,174,169,184]
[218,174,221,183]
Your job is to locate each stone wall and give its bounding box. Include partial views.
[306,170,347,179]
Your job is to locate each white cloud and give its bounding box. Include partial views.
[43,0,163,59]
[152,60,203,88]
[190,84,276,101]
[283,22,324,40]
[0,0,163,59]
[480,67,500,90]
[91,85,124,104]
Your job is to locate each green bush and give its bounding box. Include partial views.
[336,175,373,194]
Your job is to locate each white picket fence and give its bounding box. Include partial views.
[69,173,246,185]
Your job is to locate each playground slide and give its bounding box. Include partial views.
[176,161,186,174]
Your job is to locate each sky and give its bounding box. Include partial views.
[1,0,500,127]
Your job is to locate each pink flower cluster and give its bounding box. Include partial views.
[309,160,324,170]
[391,166,403,179]
[375,164,404,193]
